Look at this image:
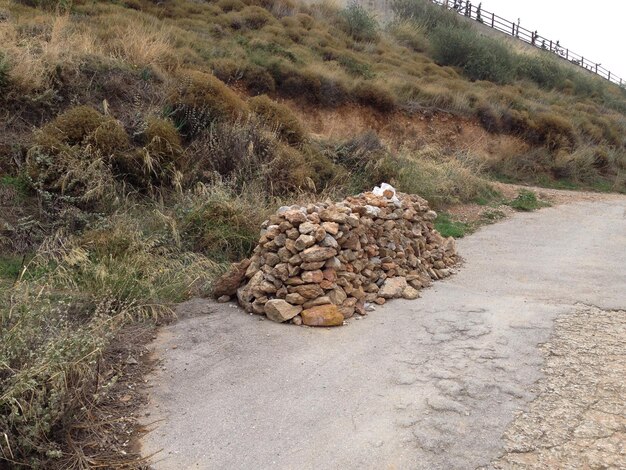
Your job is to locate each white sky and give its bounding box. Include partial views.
[479,0,626,81]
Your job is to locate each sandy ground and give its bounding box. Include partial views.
[141,192,626,469]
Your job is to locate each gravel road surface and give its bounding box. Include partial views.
[141,196,626,469]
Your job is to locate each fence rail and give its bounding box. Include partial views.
[430,0,624,88]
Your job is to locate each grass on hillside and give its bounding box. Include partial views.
[0,0,624,465]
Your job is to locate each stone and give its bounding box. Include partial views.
[301,270,324,283]
[321,222,339,235]
[322,268,337,282]
[295,234,316,251]
[319,208,348,224]
[284,209,307,225]
[301,305,344,327]
[286,228,300,239]
[285,293,307,305]
[251,298,266,315]
[292,315,302,325]
[300,261,326,270]
[265,299,302,323]
[324,257,342,269]
[265,252,280,267]
[237,270,264,305]
[374,297,386,305]
[213,258,251,297]
[402,285,420,300]
[291,283,325,299]
[298,222,318,234]
[301,246,337,263]
[320,234,338,249]
[379,277,408,299]
[302,296,332,309]
[328,287,347,305]
[217,295,230,303]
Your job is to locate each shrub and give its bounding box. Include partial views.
[390,0,461,31]
[430,26,515,84]
[328,132,399,191]
[249,95,306,145]
[240,6,275,29]
[352,81,397,112]
[0,52,9,90]
[178,184,267,260]
[38,106,105,147]
[243,64,276,95]
[272,65,322,103]
[517,54,567,90]
[507,189,547,211]
[340,2,379,42]
[89,119,130,156]
[167,70,248,137]
[218,0,245,11]
[211,58,244,83]
[395,152,496,207]
[388,20,429,52]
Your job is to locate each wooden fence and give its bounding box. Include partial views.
[431,0,624,88]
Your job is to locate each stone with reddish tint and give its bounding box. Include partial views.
[301,305,344,327]
[301,246,337,263]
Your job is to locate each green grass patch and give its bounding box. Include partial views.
[435,212,471,238]
[506,189,549,211]
[0,255,24,280]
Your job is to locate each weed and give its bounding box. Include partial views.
[249,95,306,145]
[434,212,470,238]
[507,189,549,211]
[340,2,379,42]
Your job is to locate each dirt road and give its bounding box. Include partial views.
[141,196,626,469]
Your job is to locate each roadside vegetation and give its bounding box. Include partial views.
[0,0,624,465]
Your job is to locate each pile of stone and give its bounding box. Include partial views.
[214,185,458,327]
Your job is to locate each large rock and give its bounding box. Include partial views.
[213,258,251,297]
[378,277,408,299]
[301,305,344,327]
[301,246,337,263]
[265,299,302,323]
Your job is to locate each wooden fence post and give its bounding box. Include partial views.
[491,12,494,27]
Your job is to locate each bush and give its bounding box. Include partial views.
[517,54,568,90]
[430,26,515,84]
[240,6,275,29]
[0,52,10,90]
[249,95,306,145]
[388,20,429,52]
[390,0,461,31]
[352,81,397,112]
[0,213,217,464]
[507,189,547,211]
[340,2,379,42]
[135,117,185,186]
[211,58,244,83]
[167,70,248,137]
[328,132,399,191]
[395,152,496,207]
[243,64,276,95]
[178,185,266,260]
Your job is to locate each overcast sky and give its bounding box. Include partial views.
[478,0,626,81]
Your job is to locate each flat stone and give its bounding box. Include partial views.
[264,299,302,323]
[301,246,337,263]
[290,283,325,299]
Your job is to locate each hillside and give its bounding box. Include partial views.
[0,0,625,466]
